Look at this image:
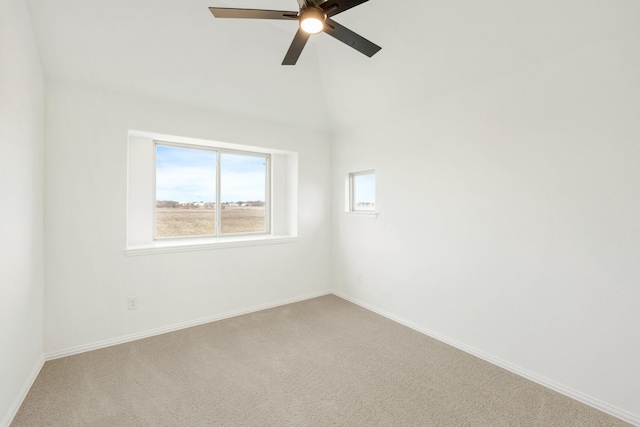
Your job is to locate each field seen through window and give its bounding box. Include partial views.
[155,204,266,238]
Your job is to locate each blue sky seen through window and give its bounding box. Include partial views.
[156,145,266,203]
[156,145,216,203]
[354,173,375,206]
[221,153,266,203]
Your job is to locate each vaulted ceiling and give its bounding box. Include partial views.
[26,0,640,132]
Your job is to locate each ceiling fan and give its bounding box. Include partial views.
[209,0,381,65]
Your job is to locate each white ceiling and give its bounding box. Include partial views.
[26,0,640,132]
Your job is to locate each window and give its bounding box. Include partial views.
[155,144,217,238]
[220,152,268,235]
[154,142,269,239]
[126,131,297,255]
[349,170,376,212]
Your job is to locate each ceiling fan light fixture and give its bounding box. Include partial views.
[300,8,325,34]
[209,1,381,66]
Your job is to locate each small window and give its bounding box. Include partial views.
[349,170,376,212]
[154,141,270,240]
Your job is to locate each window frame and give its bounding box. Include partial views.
[153,140,271,241]
[126,130,298,256]
[349,169,376,213]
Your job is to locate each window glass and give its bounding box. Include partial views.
[153,143,270,240]
[155,145,216,238]
[351,171,376,211]
[128,132,296,254]
[220,153,268,234]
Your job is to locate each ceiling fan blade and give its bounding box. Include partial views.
[282,29,311,65]
[323,19,381,57]
[209,8,298,20]
[320,0,370,17]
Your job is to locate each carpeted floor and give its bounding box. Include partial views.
[12,295,631,426]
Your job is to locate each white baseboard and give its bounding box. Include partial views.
[332,290,640,427]
[45,290,332,361]
[1,355,45,427]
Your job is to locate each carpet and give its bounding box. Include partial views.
[12,295,631,426]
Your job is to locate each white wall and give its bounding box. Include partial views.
[44,82,332,354]
[332,27,640,423]
[0,0,45,424]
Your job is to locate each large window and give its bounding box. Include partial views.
[127,131,297,255]
[155,142,269,239]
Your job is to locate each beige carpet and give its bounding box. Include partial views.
[12,295,630,426]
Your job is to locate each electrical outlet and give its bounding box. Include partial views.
[356,274,363,284]
[128,297,138,310]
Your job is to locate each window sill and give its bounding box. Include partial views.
[125,235,298,256]
[343,211,379,218]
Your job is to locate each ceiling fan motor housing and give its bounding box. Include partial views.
[300,7,326,33]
